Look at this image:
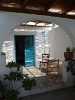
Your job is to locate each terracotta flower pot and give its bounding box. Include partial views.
[64,52,74,61]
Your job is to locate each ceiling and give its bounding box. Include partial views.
[21,20,53,27]
[0,0,75,19]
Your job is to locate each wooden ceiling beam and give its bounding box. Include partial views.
[44,0,59,12]
[1,0,22,4]
[0,6,75,19]
[22,0,28,8]
[63,5,75,14]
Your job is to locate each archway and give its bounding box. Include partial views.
[0,12,75,53]
[1,19,73,68]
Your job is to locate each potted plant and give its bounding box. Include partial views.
[64,47,75,61]
[0,61,36,100]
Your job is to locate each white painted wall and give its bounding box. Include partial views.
[2,26,50,66]
[62,61,75,86]
[49,27,73,61]
[0,55,23,78]
[0,12,75,52]
[49,27,73,74]
[0,12,75,97]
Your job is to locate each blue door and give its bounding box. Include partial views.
[24,36,35,66]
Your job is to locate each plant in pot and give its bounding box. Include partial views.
[64,47,75,61]
[0,61,36,100]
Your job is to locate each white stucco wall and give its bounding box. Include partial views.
[0,11,75,97]
[49,27,73,61]
[2,26,51,66]
[0,11,75,52]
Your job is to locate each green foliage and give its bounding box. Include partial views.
[4,72,23,81]
[66,47,71,52]
[66,60,75,75]
[66,47,75,52]
[0,61,36,100]
[22,78,36,90]
[72,47,75,53]
[6,61,21,71]
[4,90,19,100]
[0,80,5,98]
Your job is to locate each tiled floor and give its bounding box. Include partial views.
[18,66,75,99]
[18,86,75,100]
[23,66,63,88]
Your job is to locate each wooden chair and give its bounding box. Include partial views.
[47,59,59,75]
[39,54,50,69]
[42,54,50,60]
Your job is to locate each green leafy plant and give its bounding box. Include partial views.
[66,47,71,52]
[64,47,75,61]
[4,90,18,100]
[0,80,5,99]
[71,47,75,53]
[66,60,75,75]
[0,61,36,100]
[66,47,75,52]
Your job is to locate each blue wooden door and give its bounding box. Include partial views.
[24,36,35,66]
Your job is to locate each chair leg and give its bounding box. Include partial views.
[57,67,59,74]
[46,67,48,75]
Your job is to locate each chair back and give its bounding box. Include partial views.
[47,59,59,74]
[42,54,50,60]
[47,59,59,66]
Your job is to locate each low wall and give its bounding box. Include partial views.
[62,61,75,86]
[0,55,75,97]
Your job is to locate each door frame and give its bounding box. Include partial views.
[14,35,35,66]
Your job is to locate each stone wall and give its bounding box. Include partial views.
[1,29,49,66]
[35,31,49,66]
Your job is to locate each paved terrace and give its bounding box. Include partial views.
[23,66,63,88]
[18,66,75,99]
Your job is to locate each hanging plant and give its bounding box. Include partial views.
[66,60,75,75]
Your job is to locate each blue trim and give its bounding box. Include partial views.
[24,35,35,66]
[14,35,16,62]
[14,35,35,66]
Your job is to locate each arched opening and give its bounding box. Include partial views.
[1,20,74,85]
[1,20,73,65]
